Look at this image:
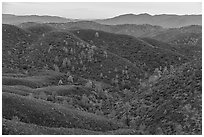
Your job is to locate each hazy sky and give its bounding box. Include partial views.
[2,2,202,19]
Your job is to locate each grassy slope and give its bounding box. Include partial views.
[2,85,33,96]
[2,74,61,88]
[33,85,93,96]
[3,118,145,135]
[2,77,43,88]
[2,73,27,77]
[2,118,104,135]
[2,70,72,88]
[2,92,124,132]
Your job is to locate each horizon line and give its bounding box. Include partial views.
[3,13,202,20]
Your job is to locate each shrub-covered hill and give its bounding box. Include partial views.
[2,23,202,135]
[2,92,124,132]
[2,24,38,72]
[2,24,36,46]
[151,27,202,46]
[47,22,201,39]
[2,23,146,88]
[146,25,201,37]
[141,38,202,59]
[27,31,145,88]
[168,33,202,46]
[18,22,43,28]
[71,29,189,73]
[129,60,202,134]
[19,22,55,35]
[47,21,164,38]
[179,25,202,34]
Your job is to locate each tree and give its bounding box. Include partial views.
[62,57,68,68]
[114,68,118,72]
[81,94,90,107]
[80,51,86,59]
[71,66,75,71]
[103,51,108,58]
[100,73,103,78]
[85,80,93,88]
[67,75,74,83]
[163,66,169,75]
[154,68,162,77]
[95,83,103,93]
[70,48,74,54]
[87,48,94,62]
[66,71,71,76]
[53,64,60,72]
[79,59,83,65]
[54,56,59,63]
[82,65,87,71]
[7,50,11,55]
[95,32,99,37]
[170,65,175,74]
[63,46,68,53]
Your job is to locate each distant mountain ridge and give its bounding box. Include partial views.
[3,13,202,28]
[95,13,202,28]
[2,14,78,25]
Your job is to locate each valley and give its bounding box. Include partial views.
[2,13,202,135]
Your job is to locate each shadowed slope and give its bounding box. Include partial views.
[2,92,124,132]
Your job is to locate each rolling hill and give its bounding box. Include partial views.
[3,118,144,135]
[149,25,202,46]
[2,24,38,72]
[2,118,105,135]
[141,37,202,59]
[26,30,145,88]
[47,21,164,38]
[2,18,202,135]
[47,21,201,41]
[18,22,55,35]
[2,92,124,131]
[71,29,190,73]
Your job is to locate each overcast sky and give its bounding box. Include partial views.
[2,2,202,19]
